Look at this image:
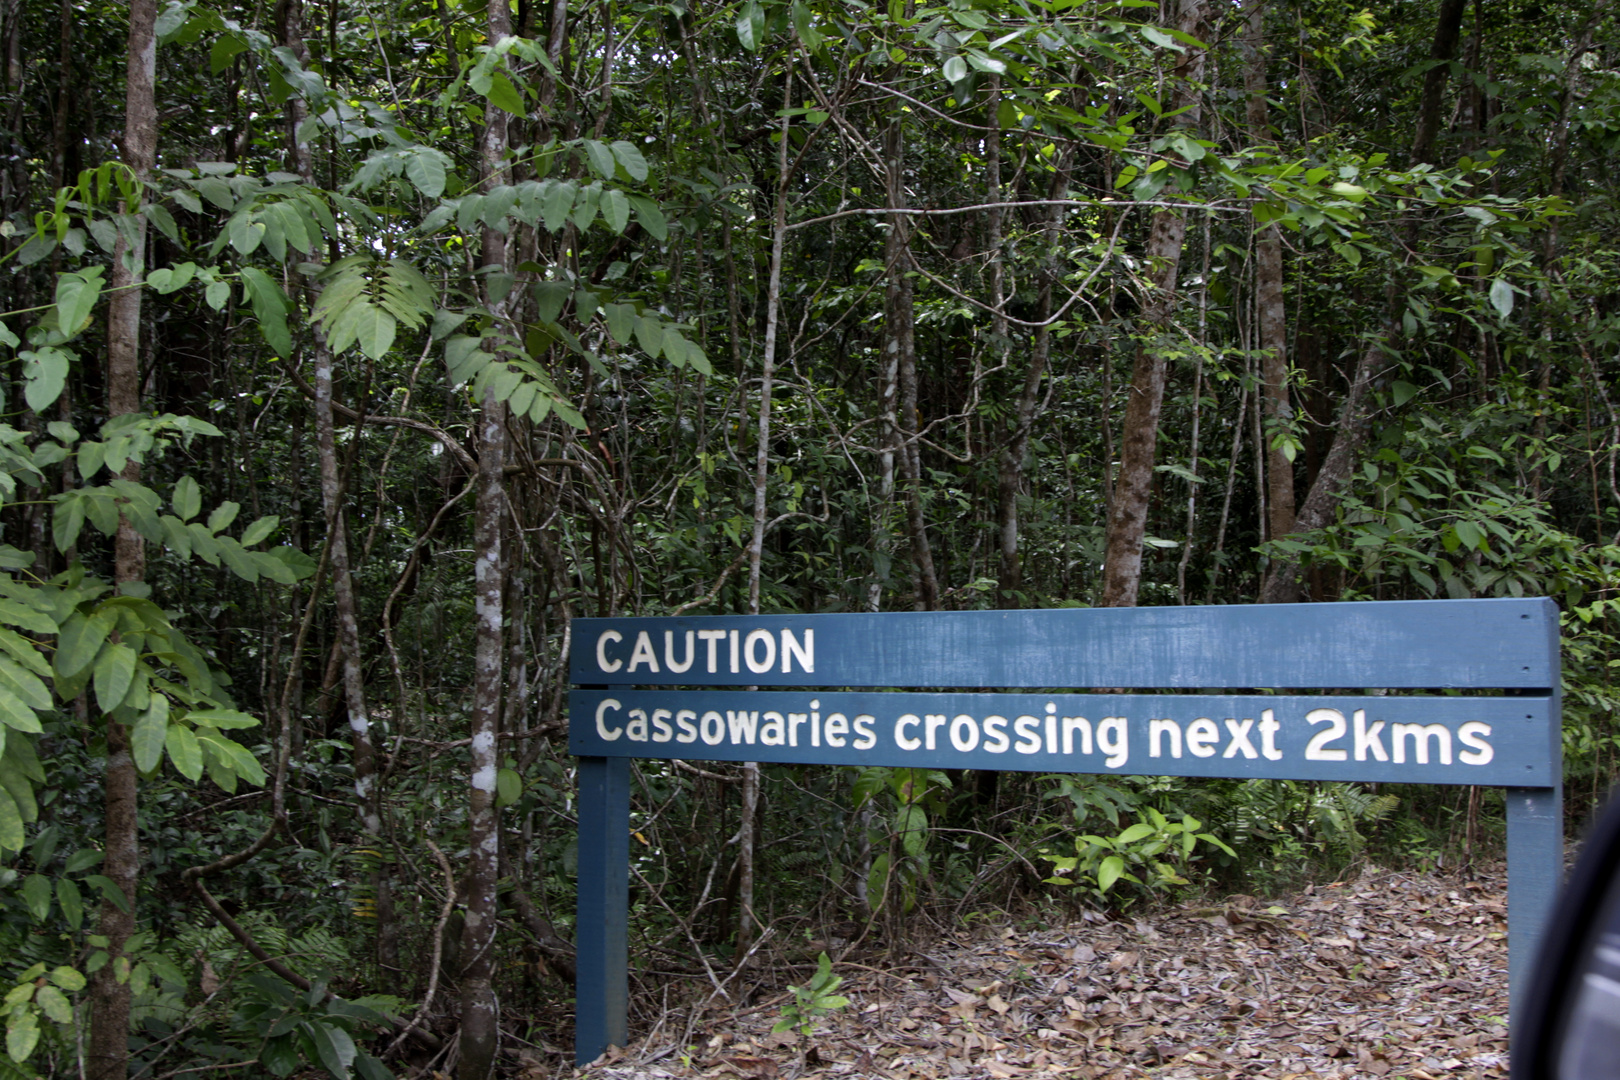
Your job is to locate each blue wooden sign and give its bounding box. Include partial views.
[570,599,1561,1065]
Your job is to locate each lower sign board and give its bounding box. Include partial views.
[570,690,1554,787]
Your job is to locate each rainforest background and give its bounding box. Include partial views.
[0,0,1615,1075]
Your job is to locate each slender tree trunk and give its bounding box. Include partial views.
[1411,0,1469,167]
[458,0,516,1070]
[995,156,1069,607]
[280,0,391,965]
[1243,1,1295,545]
[49,0,70,190]
[883,111,939,609]
[1099,0,1206,608]
[737,72,792,958]
[88,5,155,1078]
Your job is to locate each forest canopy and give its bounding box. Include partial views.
[0,0,1616,1076]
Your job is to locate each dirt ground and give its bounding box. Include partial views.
[532,863,1512,1080]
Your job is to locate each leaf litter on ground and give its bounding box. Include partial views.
[554,864,1510,1080]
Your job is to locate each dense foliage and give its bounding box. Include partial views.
[0,0,1615,1075]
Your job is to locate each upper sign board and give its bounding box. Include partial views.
[570,598,1558,690]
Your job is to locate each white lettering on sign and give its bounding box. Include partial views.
[595,698,623,740]
[1305,708,1349,761]
[665,632,695,673]
[1459,721,1493,764]
[627,632,659,673]
[596,631,623,673]
[594,627,817,676]
[1393,722,1452,765]
[579,696,1503,775]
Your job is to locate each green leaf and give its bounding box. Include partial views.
[404,149,448,199]
[495,767,522,807]
[540,182,574,232]
[609,141,649,183]
[600,188,630,234]
[239,515,279,547]
[0,657,51,712]
[0,601,54,637]
[7,1008,39,1063]
[737,0,765,51]
[1115,822,1155,844]
[171,476,202,523]
[48,966,84,993]
[351,305,398,360]
[165,722,203,781]
[186,708,259,729]
[0,685,42,735]
[584,140,617,181]
[56,611,113,680]
[1489,277,1514,318]
[34,985,72,1024]
[942,55,967,82]
[21,347,70,414]
[0,788,22,852]
[1097,854,1126,893]
[55,269,104,337]
[93,643,137,714]
[83,875,129,913]
[21,874,51,921]
[306,1020,357,1078]
[634,314,664,357]
[132,697,168,773]
[484,69,526,117]
[206,501,239,533]
[1391,380,1419,407]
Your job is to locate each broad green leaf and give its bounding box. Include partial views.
[306,1021,358,1078]
[0,685,42,734]
[93,643,137,713]
[1489,277,1514,318]
[485,69,526,116]
[540,182,574,232]
[206,500,239,533]
[942,55,967,82]
[132,697,168,773]
[404,149,448,199]
[601,188,630,234]
[584,140,617,181]
[1392,380,1419,407]
[55,269,104,337]
[0,630,51,677]
[21,873,51,920]
[165,722,203,781]
[737,0,764,50]
[609,141,649,182]
[48,967,85,993]
[239,515,279,547]
[7,1008,39,1062]
[495,767,522,807]
[21,346,70,414]
[1097,854,1126,893]
[55,611,113,680]
[634,314,664,357]
[351,304,398,360]
[0,787,22,851]
[0,657,51,711]
[171,476,202,523]
[185,708,259,729]
[603,303,636,345]
[35,984,72,1024]
[0,600,54,636]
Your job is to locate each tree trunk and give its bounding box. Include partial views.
[995,155,1069,607]
[1411,0,1469,167]
[1243,1,1295,544]
[883,111,939,610]
[738,71,792,958]
[1099,0,1206,608]
[88,4,155,1078]
[458,0,515,1070]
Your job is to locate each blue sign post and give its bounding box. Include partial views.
[569,599,1562,1064]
